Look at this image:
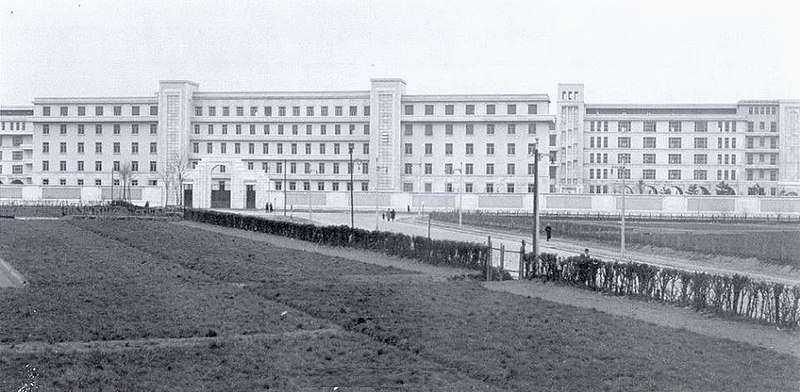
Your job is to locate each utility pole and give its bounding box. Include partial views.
[349,146,355,229]
[457,162,463,226]
[283,159,287,217]
[621,165,627,257]
[375,158,379,230]
[532,138,540,261]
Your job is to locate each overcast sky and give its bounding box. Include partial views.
[1,0,798,106]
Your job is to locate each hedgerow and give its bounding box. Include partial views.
[522,252,800,329]
[183,209,509,279]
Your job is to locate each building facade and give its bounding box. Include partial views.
[0,79,797,207]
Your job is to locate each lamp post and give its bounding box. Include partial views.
[455,162,463,226]
[306,169,316,221]
[613,165,628,257]
[374,158,390,230]
[283,159,287,217]
[349,147,355,228]
[532,138,540,262]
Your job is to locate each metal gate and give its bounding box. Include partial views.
[245,185,256,209]
[487,237,527,280]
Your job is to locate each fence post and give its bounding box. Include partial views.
[500,243,505,273]
[520,240,526,280]
[486,236,492,281]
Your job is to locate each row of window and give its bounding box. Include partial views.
[748,106,777,116]
[193,123,370,136]
[747,121,778,132]
[0,136,30,147]
[401,182,537,193]
[589,120,739,133]
[746,153,779,165]
[587,168,737,181]
[746,137,780,149]
[39,178,159,186]
[42,142,157,155]
[746,169,779,181]
[41,160,158,173]
[42,123,158,136]
[195,105,370,118]
[402,142,549,156]
[192,142,369,155]
[244,161,370,175]
[589,136,738,149]
[0,122,26,131]
[274,180,369,192]
[588,153,738,165]
[41,105,158,117]
[0,164,24,174]
[399,162,540,176]
[1,151,25,160]
[403,103,538,116]
[403,123,539,137]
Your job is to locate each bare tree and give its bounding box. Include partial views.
[119,162,132,203]
[159,153,190,207]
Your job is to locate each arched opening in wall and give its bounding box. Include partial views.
[644,185,659,195]
[699,186,711,195]
[670,186,684,195]
[787,192,799,197]
[10,180,23,185]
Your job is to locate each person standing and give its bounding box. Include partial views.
[390,209,396,221]
[545,224,552,241]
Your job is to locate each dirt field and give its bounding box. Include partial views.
[0,219,798,391]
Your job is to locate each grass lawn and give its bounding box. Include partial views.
[0,218,798,391]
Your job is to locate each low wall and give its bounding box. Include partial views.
[0,185,162,206]
[1,185,798,216]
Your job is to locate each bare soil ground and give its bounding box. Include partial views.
[0,219,798,391]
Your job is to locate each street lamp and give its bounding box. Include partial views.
[347,147,368,229]
[612,165,628,257]
[531,138,541,263]
[455,162,464,226]
[282,159,288,216]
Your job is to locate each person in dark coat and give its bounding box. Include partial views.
[545,224,552,241]
[265,201,269,213]
[390,209,396,221]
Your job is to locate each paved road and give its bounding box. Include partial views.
[222,210,800,285]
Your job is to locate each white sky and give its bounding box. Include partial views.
[1,0,798,106]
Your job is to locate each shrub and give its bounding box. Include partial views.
[183,209,499,279]
[523,252,799,329]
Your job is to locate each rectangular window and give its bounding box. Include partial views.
[445,105,454,115]
[507,104,516,115]
[643,169,656,180]
[485,183,494,193]
[486,124,495,135]
[694,137,707,149]
[507,143,515,155]
[465,163,473,175]
[335,106,343,116]
[445,143,453,155]
[644,121,656,133]
[643,153,656,164]
[668,137,682,149]
[486,143,495,155]
[694,154,707,164]
[95,106,104,116]
[404,163,413,175]
[264,106,272,116]
[425,105,434,115]
[465,143,474,155]
[424,163,432,175]
[60,106,68,116]
[445,124,453,136]
[668,169,681,180]
[424,143,433,155]
[527,104,537,114]
[618,121,631,132]
[486,104,495,115]
[404,143,413,155]
[113,106,122,116]
[465,104,475,115]
[668,154,682,164]
[485,163,494,175]
[465,124,474,136]
[349,106,358,116]
[618,153,631,164]
[506,163,515,175]
[95,161,102,171]
[618,137,631,148]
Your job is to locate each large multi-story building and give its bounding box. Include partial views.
[0,79,798,207]
[0,107,34,185]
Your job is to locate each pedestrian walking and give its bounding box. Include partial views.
[390,209,396,221]
[265,201,269,213]
[545,224,552,241]
[381,212,385,220]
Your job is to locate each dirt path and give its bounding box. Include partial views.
[179,220,800,359]
[0,328,341,355]
[0,256,26,288]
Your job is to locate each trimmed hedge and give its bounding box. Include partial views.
[522,252,800,329]
[184,209,509,279]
